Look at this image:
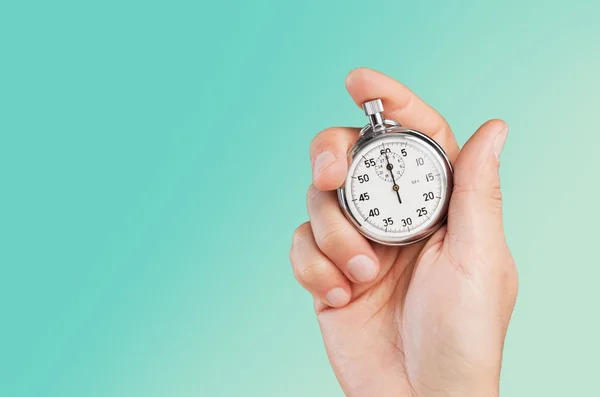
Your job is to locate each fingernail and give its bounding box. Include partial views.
[347,255,378,283]
[313,151,336,178]
[325,288,350,308]
[493,126,508,159]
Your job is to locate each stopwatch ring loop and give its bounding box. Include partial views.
[359,119,401,137]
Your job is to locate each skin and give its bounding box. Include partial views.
[289,68,518,397]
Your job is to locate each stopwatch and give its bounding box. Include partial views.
[338,99,453,246]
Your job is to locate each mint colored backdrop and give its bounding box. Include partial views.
[1,0,598,396]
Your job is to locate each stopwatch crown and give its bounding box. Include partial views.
[362,99,384,116]
[362,99,385,133]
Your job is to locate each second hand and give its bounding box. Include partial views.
[383,148,402,204]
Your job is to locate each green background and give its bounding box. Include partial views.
[1,0,598,396]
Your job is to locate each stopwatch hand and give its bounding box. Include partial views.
[384,151,402,204]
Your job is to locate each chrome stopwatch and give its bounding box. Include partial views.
[338,99,453,246]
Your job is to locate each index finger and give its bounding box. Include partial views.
[345,68,460,162]
[311,68,460,191]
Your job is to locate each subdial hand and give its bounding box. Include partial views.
[384,150,402,204]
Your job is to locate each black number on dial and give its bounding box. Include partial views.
[358,174,370,183]
[417,207,428,217]
[383,217,393,226]
[423,192,435,201]
[359,193,370,201]
[400,218,413,227]
[369,208,380,217]
[364,158,376,168]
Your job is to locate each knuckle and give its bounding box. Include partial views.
[290,222,312,256]
[309,128,338,156]
[310,127,358,158]
[452,180,503,211]
[317,127,341,138]
[318,221,349,255]
[294,259,327,287]
[306,184,321,204]
[311,127,341,146]
[451,182,478,198]
[489,182,503,209]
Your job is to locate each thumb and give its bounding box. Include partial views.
[446,119,509,256]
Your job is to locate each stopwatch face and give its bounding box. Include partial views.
[339,131,452,245]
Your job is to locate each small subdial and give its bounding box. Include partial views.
[375,152,405,182]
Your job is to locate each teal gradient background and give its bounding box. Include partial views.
[1,0,599,396]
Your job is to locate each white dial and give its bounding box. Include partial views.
[341,132,451,245]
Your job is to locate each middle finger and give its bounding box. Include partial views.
[307,185,380,284]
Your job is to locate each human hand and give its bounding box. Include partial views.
[290,68,518,397]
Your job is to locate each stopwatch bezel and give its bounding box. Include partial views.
[337,127,453,246]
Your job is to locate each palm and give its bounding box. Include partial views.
[316,228,506,397]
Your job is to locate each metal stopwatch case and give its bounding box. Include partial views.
[338,99,453,246]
